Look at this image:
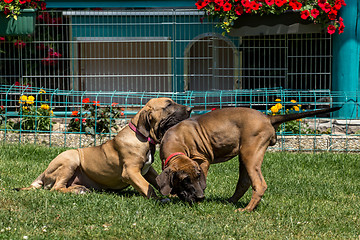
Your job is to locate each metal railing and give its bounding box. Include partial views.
[1,85,359,151]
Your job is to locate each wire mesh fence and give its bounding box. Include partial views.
[0,85,359,151]
[0,9,358,151]
[0,9,332,94]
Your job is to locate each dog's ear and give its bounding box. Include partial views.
[137,109,151,138]
[199,169,207,190]
[156,168,173,196]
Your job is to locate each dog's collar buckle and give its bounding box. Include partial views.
[162,152,186,170]
[129,121,157,145]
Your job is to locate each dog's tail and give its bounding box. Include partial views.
[269,107,341,130]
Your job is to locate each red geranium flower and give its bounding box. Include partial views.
[235,5,244,15]
[328,9,337,20]
[71,111,79,116]
[215,0,225,7]
[14,40,26,49]
[214,5,221,11]
[265,0,274,6]
[222,2,232,11]
[19,0,27,4]
[290,1,302,10]
[311,9,320,19]
[249,1,260,11]
[338,17,345,34]
[82,98,90,104]
[327,25,336,35]
[241,0,250,7]
[75,118,79,122]
[111,102,119,106]
[92,101,100,106]
[275,0,285,7]
[82,118,86,123]
[4,0,13,3]
[300,10,310,20]
[321,3,332,13]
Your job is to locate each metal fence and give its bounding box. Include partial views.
[0,9,332,95]
[0,9,358,151]
[0,85,359,151]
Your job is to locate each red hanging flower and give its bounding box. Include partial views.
[328,9,338,21]
[215,0,224,7]
[249,1,260,11]
[274,0,286,7]
[327,25,336,35]
[235,5,244,15]
[4,0,13,3]
[300,10,310,20]
[265,0,274,6]
[311,9,320,19]
[241,0,250,8]
[289,0,302,10]
[19,0,27,4]
[82,98,90,104]
[338,17,345,34]
[223,2,232,11]
[14,40,26,49]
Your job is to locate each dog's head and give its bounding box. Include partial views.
[134,98,192,143]
[156,156,207,203]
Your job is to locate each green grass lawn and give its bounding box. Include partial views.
[0,144,359,239]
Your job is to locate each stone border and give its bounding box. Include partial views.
[1,131,359,152]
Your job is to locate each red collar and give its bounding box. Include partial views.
[128,121,157,145]
[162,152,186,170]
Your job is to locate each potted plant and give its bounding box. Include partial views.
[196,0,346,35]
[0,0,47,35]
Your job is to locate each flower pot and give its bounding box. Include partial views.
[229,12,322,37]
[0,9,36,36]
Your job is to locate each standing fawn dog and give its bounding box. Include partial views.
[157,106,340,211]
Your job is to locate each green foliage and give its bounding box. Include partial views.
[0,144,359,239]
[67,98,125,136]
[0,0,46,20]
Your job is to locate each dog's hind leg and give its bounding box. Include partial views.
[228,159,251,204]
[236,145,268,212]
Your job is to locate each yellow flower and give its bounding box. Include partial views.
[50,110,54,115]
[270,105,279,113]
[26,96,35,105]
[39,89,46,94]
[19,95,27,104]
[275,99,281,102]
[290,100,297,103]
[22,106,28,110]
[275,103,283,110]
[293,106,300,111]
[41,104,50,110]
